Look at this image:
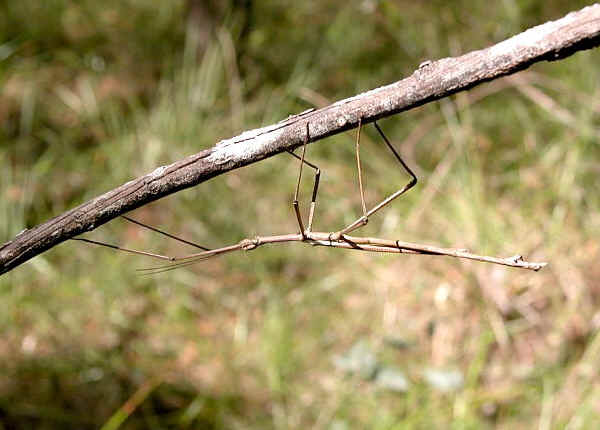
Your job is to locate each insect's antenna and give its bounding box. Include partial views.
[136,241,247,275]
[136,255,216,275]
[121,215,210,250]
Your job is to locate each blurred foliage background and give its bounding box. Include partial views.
[1,0,600,428]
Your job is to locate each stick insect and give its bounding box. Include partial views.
[73,120,546,273]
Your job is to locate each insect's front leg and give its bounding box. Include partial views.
[288,122,321,237]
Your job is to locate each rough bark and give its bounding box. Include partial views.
[2,4,600,275]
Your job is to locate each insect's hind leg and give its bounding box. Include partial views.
[287,122,321,236]
[330,119,417,240]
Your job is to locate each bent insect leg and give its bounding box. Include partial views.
[71,215,247,271]
[330,119,417,241]
[287,122,321,237]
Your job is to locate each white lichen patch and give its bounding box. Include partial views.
[214,122,283,149]
[207,127,285,166]
[336,116,347,127]
[306,121,325,137]
[487,5,596,57]
[148,165,168,179]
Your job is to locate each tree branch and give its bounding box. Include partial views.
[2,4,600,275]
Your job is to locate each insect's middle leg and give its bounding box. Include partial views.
[288,122,321,237]
[330,119,417,241]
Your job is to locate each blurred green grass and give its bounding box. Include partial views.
[1,0,600,428]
